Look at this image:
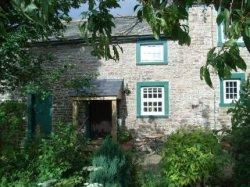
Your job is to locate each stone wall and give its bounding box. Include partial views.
[37,6,250,137]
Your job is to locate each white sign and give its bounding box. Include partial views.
[140,44,164,62]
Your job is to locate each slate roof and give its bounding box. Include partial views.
[63,16,152,40]
[69,79,124,98]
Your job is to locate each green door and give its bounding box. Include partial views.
[28,94,52,136]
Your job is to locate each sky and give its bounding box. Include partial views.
[69,0,138,20]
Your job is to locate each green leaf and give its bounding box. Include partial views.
[232,22,241,37]
[24,3,38,13]
[207,47,216,63]
[153,29,160,40]
[224,52,237,71]
[137,10,143,21]
[134,4,141,12]
[216,11,225,25]
[200,66,204,80]
[42,0,49,20]
[236,57,247,71]
[224,38,236,47]
[243,33,250,53]
[224,9,230,21]
[89,0,95,10]
[112,45,119,61]
[244,26,250,38]
[203,67,213,88]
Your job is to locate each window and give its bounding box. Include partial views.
[141,87,164,116]
[136,40,168,65]
[137,81,169,117]
[218,24,244,46]
[220,73,245,107]
[223,80,240,104]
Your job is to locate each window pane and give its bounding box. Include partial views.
[141,86,165,116]
[223,80,241,104]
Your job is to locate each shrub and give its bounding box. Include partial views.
[36,123,90,185]
[0,100,34,185]
[0,122,90,186]
[117,127,133,144]
[161,127,227,187]
[0,139,40,186]
[0,100,26,152]
[88,137,133,187]
[139,169,165,187]
[228,78,250,186]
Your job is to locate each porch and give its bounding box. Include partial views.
[69,79,124,141]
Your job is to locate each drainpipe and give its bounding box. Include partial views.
[210,5,217,130]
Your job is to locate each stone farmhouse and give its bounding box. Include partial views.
[7,6,250,140]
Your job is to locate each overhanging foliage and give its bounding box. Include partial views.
[0,0,249,92]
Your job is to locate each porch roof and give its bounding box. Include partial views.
[69,79,124,99]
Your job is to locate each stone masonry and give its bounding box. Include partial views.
[34,6,250,138]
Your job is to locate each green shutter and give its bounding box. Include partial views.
[28,94,53,136]
[136,81,170,118]
[219,73,245,107]
[136,39,168,65]
[27,94,36,138]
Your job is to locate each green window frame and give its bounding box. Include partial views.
[136,81,170,118]
[217,24,245,47]
[136,40,168,65]
[220,73,245,107]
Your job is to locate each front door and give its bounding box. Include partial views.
[28,94,52,136]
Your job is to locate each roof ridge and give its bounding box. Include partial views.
[69,15,136,21]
